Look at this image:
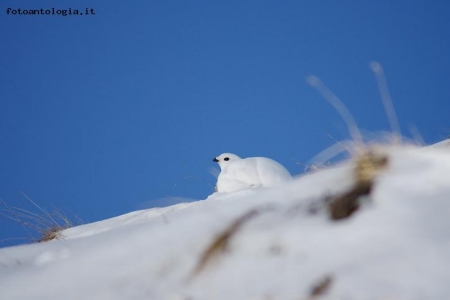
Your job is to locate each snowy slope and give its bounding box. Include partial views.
[1,145,450,300]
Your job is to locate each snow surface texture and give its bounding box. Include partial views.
[1,144,450,300]
[213,153,293,192]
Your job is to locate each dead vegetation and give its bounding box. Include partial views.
[0,194,81,245]
[186,63,404,299]
[190,151,389,283]
[191,151,389,277]
[308,275,333,299]
[307,63,397,221]
[192,207,272,276]
[327,151,388,220]
[326,182,372,220]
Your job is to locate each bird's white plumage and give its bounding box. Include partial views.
[213,153,292,193]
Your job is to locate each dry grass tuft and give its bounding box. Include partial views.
[326,181,372,220]
[37,225,65,243]
[354,151,389,185]
[327,151,388,220]
[308,275,333,299]
[0,194,82,245]
[192,208,266,276]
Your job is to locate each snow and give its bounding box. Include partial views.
[213,153,293,192]
[425,138,450,150]
[1,145,450,300]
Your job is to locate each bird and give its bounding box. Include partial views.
[213,153,292,193]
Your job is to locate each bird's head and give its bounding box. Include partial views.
[213,153,241,170]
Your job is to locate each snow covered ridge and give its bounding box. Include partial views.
[1,144,450,300]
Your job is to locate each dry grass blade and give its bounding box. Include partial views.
[355,151,389,185]
[37,225,65,243]
[20,192,59,225]
[327,181,372,220]
[306,75,363,148]
[327,152,388,221]
[192,208,263,276]
[370,61,401,145]
[308,275,333,299]
[0,196,82,245]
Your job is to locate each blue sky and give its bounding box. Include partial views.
[1,1,449,246]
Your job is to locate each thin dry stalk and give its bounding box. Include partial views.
[192,208,262,276]
[0,196,81,245]
[308,275,333,299]
[327,151,388,220]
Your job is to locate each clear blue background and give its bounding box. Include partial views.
[1,1,449,246]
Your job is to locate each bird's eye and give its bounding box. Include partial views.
[224,157,230,161]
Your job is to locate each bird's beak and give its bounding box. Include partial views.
[213,158,219,162]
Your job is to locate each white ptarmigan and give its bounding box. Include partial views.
[213,153,293,193]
